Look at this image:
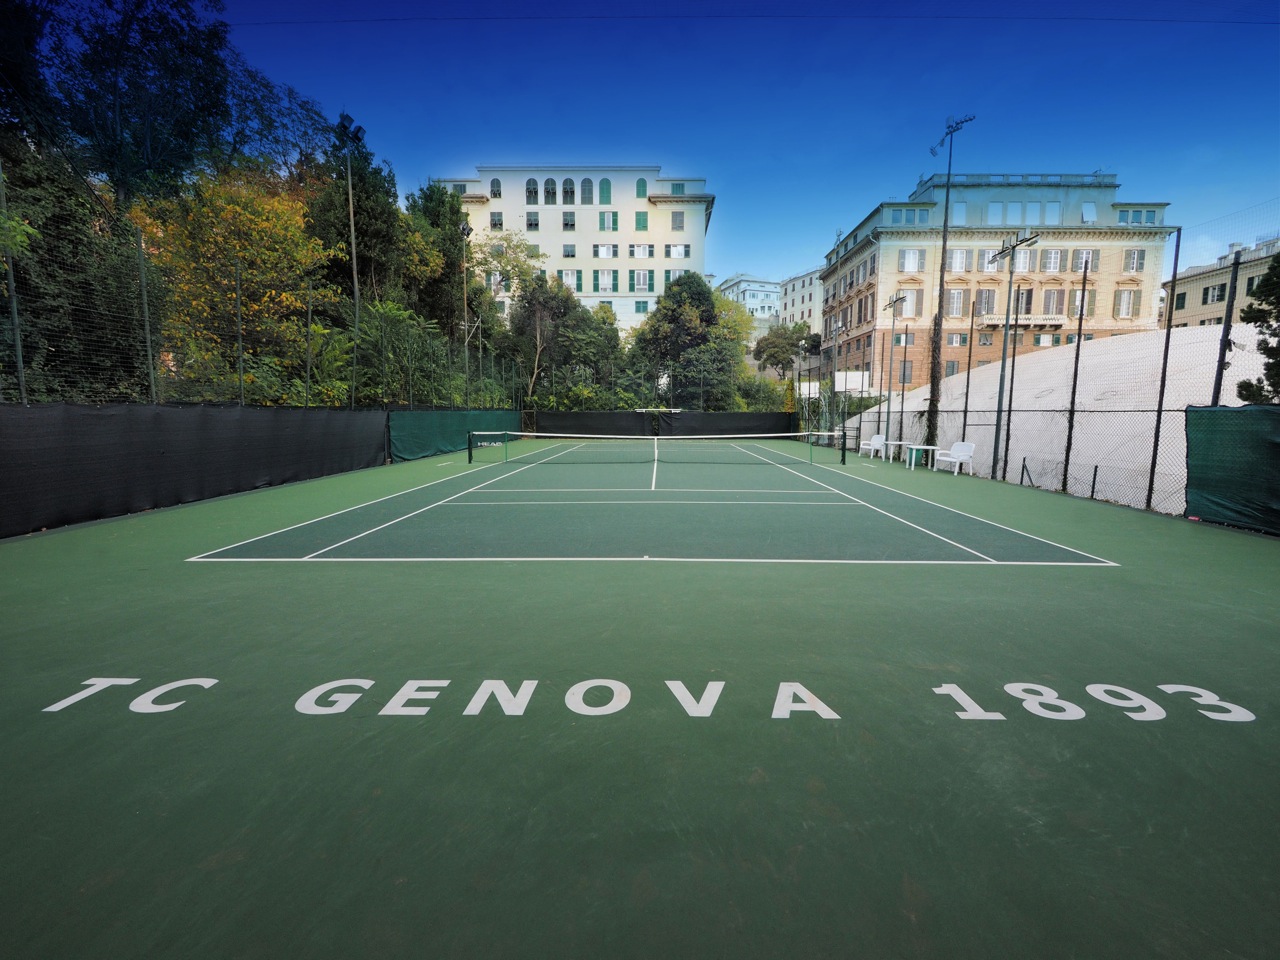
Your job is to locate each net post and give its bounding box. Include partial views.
[840,427,847,465]
[467,431,475,464]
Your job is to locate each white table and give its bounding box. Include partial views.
[883,441,909,463]
[905,444,939,470]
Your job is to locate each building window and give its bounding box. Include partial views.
[671,211,685,231]
[490,212,503,229]
[559,269,581,292]
[1081,201,1097,223]
[891,208,902,224]
[636,178,647,198]
[599,211,618,231]
[945,289,967,317]
[1072,248,1100,273]
[987,201,1003,224]
[593,244,617,258]
[1014,248,1035,272]
[1015,289,1034,315]
[1044,288,1065,315]
[598,179,611,204]
[665,244,690,259]
[563,244,576,258]
[544,178,556,204]
[1123,249,1146,273]
[1203,283,1227,304]
[581,179,593,205]
[636,301,649,314]
[894,291,919,319]
[562,179,575,205]
[630,244,653,258]
[946,333,968,347]
[898,360,913,383]
[672,183,685,195]
[979,332,994,346]
[945,360,959,376]
[975,289,998,316]
[526,212,539,232]
[1175,291,1186,309]
[893,332,916,346]
[1045,201,1062,225]
[1070,289,1096,317]
[1115,289,1141,318]
[1041,249,1063,273]
[489,178,501,198]
[635,211,648,231]
[563,212,575,231]
[451,183,466,195]
[948,248,970,272]
[631,269,654,293]
[1034,334,1062,346]
[952,201,966,225]
[1007,202,1023,224]
[594,270,618,293]
[899,248,925,272]
[1026,202,1041,224]
[980,249,1000,274]
[526,178,538,204]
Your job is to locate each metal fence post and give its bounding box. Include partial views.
[0,158,27,404]
[133,225,157,403]
[1146,227,1181,510]
[1062,261,1089,492]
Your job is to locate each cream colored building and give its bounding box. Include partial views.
[442,165,714,333]
[820,172,1175,396]
[779,266,823,333]
[1162,237,1277,328]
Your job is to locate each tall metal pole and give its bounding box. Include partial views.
[882,293,905,453]
[961,300,975,440]
[1062,261,1089,492]
[337,114,365,410]
[927,115,974,448]
[0,158,27,405]
[989,230,1038,478]
[1002,288,1022,482]
[1210,248,1244,406]
[133,226,156,403]
[461,221,472,409]
[1146,227,1182,510]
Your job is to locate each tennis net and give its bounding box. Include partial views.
[467,431,846,465]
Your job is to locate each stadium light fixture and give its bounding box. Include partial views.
[926,114,975,449]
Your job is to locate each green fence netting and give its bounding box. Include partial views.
[388,410,520,462]
[1185,405,1280,535]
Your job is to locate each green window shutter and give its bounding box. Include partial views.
[612,270,619,291]
[636,211,648,231]
[629,270,635,292]
[599,212,606,231]
[1133,290,1142,314]
[1113,290,1122,317]
[593,270,599,293]
[576,273,582,293]
[1053,334,1061,346]
[648,270,654,291]
[665,270,671,285]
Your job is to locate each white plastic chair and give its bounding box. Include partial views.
[934,441,975,475]
[858,434,886,460]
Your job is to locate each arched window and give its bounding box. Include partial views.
[544,178,557,205]
[562,178,575,204]
[599,178,612,204]
[636,178,647,199]
[525,178,538,204]
[581,178,593,205]
[490,178,502,199]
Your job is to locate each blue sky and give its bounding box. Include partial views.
[220,0,1280,281]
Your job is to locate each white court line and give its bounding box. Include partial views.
[442,500,859,506]
[194,556,1112,566]
[729,443,999,563]
[805,458,1117,566]
[299,442,592,559]
[187,459,502,560]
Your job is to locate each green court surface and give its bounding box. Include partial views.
[1,446,1276,959]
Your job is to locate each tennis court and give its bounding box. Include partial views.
[2,436,1275,959]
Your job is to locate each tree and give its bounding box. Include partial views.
[52,0,233,205]
[752,321,810,378]
[506,273,583,401]
[403,181,468,340]
[136,169,342,403]
[1237,253,1280,404]
[630,274,754,410]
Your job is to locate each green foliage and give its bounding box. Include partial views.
[752,321,811,378]
[737,372,786,412]
[1236,253,1280,404]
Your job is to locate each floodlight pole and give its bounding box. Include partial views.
[338,113,365,410]
[926,114,974,448]
[989,229,1038,479]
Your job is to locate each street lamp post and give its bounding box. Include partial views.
[337,113,365,410]
[926,114,975,448]
[988,229,1038,479]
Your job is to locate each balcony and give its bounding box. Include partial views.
[977,314,1069,328]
